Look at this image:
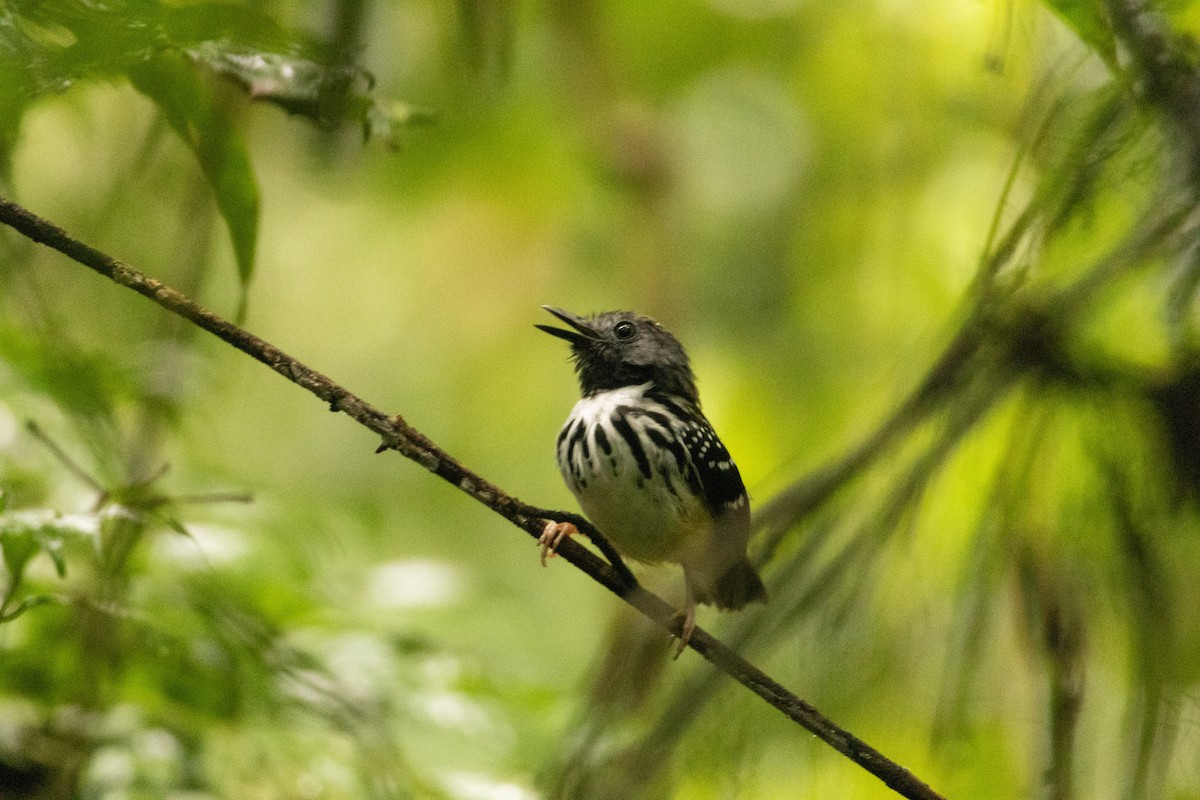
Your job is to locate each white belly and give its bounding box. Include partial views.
[557,385,709,563]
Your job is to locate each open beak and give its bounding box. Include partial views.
[536,306,600,345]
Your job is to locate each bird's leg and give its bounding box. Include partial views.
[539,521,579,566]
[671,587,697,659]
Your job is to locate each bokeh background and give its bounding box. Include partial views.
[2,1,1200,798]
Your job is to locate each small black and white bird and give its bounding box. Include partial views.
[537,306,766,653]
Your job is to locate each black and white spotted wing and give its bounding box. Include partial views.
[651,393,748,518]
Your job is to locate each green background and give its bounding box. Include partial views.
[2,1,1199,798]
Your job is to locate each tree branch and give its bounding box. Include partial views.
[0,195,947,800]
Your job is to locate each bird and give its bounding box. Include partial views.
[536,306,766,655]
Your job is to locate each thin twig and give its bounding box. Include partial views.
[25,420,107,495]
[0,195,947,800]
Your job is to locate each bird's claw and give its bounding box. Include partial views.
[539,521,579,566]
[670,597,697,660]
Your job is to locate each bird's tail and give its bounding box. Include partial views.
[692,559,768,610]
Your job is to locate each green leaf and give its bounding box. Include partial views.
[1043,0,1117,65]
[0,513,78,618]
[0,9,35,175]
[34,528,68,578]
[187,42,436,149]
[1,527,38,587]
[2,1,421,205]
[0,510,97,590]
[130,50,260,294]
[156,512,191,537]
[188,41,360,124]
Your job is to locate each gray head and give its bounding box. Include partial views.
[537,307,699,401]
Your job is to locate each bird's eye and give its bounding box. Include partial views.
[613,321,637,340]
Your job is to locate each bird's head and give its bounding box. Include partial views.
[537,306,698,401]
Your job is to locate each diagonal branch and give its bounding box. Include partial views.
[0,195,947,800]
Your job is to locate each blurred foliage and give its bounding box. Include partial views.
[3,1,1200,799]
[0,0,429,311]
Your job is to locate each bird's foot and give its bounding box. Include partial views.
[539,521,579,566]
[670,596,697,660]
